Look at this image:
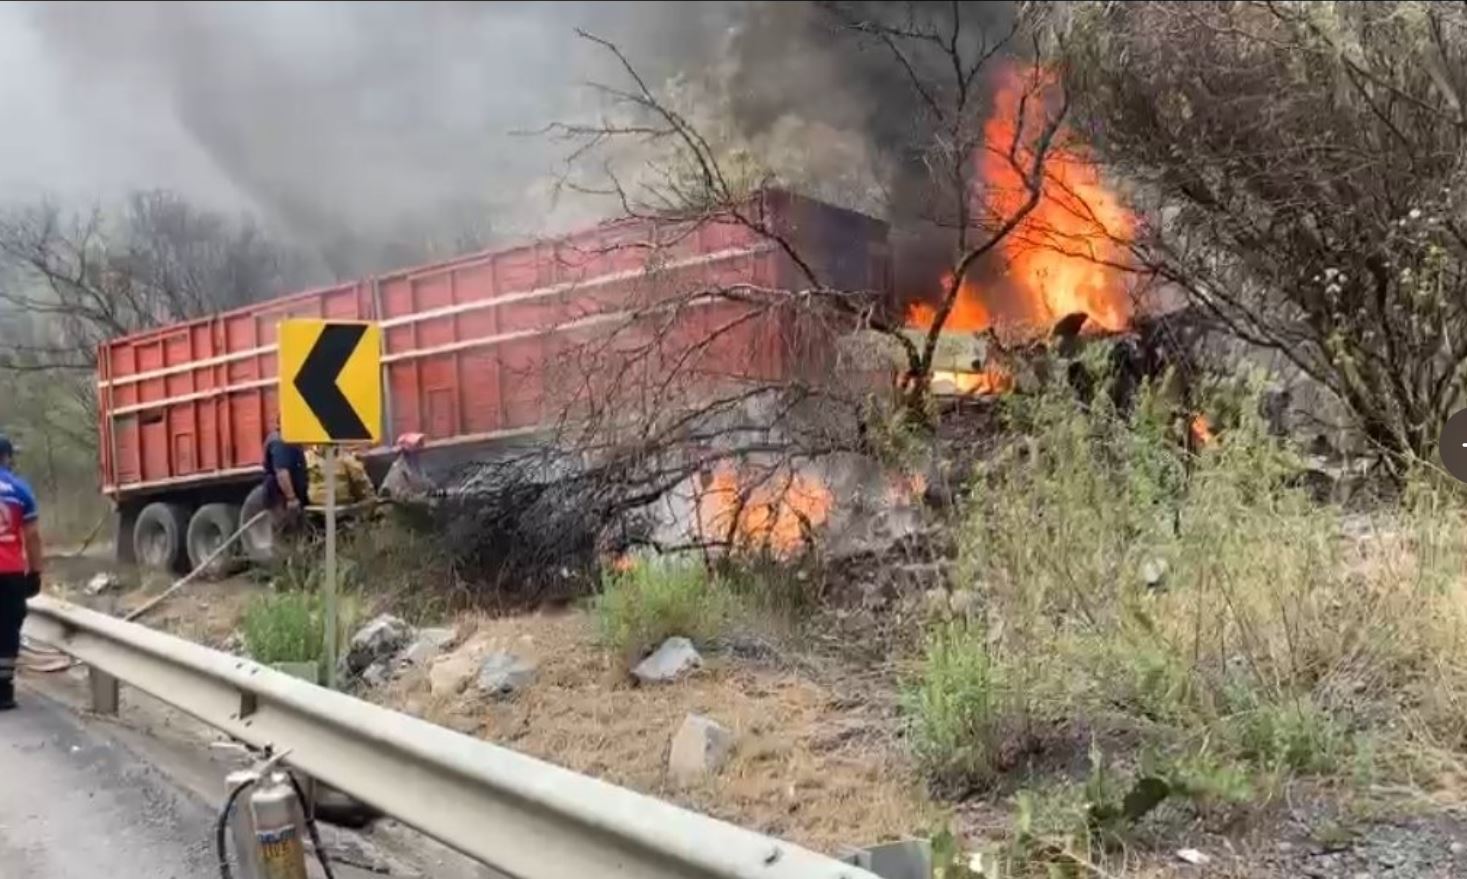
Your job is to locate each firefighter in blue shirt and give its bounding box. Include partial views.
[0,434,44,710]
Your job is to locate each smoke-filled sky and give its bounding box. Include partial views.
[0,2,750,245]
[0,1,1015,278]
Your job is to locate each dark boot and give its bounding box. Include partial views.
[0,680,15,711]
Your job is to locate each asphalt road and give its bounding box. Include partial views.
[0,692,218,878]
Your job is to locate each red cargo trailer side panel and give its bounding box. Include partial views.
[100,281,373,497]
[98,191,890,502]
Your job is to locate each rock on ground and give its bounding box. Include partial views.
[476,652,537,697]
[343,614,411,676]
[667,713,734,783]
[360,661,391,689]
[85,572,120,595]
[1142,558,1169,591]
[633,637,702,684]
[400,627,455,667]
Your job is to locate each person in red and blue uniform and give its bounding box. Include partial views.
[0,434,43,710]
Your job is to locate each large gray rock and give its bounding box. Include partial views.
[401,627,455,667]
[344,614,411,675]
[360,661,391,689]
[632,637,702,684]
[476,652,536,697]
[667,714,734,783]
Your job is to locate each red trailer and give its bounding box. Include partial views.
[96,190,891,571]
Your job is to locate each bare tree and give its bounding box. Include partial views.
[0,189,307,486]
[0,189,306,373]
[1060,0,1467,465]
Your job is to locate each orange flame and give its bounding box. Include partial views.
[907,276,991,333]
[906,66,1135,335]
[696,465,834,557]
[1189,413,1215,448]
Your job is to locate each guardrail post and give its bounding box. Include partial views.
[89,666,119,715]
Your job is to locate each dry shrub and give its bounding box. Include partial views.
[339,509,462,623]
[920,378,1467,794]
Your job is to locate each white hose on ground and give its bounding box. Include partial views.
[125,509,272,623]
[22,510,271,672]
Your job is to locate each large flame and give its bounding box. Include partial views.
[696,465,834,557]
[906,66,1135,336]
[907,276,991,333]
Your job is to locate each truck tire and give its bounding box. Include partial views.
[239,483,276,565]
[133,501,191,573]
[115,503,140,564]
[186,503,242,578]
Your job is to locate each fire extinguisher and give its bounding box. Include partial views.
[250,774,310,879]
[216,746,335,879]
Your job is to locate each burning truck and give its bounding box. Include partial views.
[94,189,886,573]
[93,71,1192,574]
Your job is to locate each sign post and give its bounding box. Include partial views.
[278,319,382,690]
[323,445,338,689]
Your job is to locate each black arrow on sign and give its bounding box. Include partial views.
[294,323,371,440]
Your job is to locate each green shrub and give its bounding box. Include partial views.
[241,587,362,681]
[594,555,737,657]
[906,620,1006,791]
[242,591,324,665]
[1233,697,1348,774]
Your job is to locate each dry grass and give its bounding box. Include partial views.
[383,609,934,852]
[135,578,264,649]
[44,553,264,650]
[916,380,1467,868]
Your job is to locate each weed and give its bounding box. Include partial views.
[1156,749,1256,813]
[242,590,324,665]
[594,554,737,658]
[1233,697,1349,775]
[905,619,1007,792]
[958,787,1099,878]
[1082,744,1171,848]
[717,555,827,621]
[242,580,362,680]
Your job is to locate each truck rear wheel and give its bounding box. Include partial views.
[239,483,276,565]
[186,503,242,578]
[133,502,191,573]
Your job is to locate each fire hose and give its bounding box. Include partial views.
[21,510,272,673]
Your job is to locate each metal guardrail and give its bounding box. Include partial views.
[26,596,879,879]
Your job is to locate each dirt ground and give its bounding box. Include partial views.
[44,549,265,649]
[379,609,934,852]
[40,549,937,853]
